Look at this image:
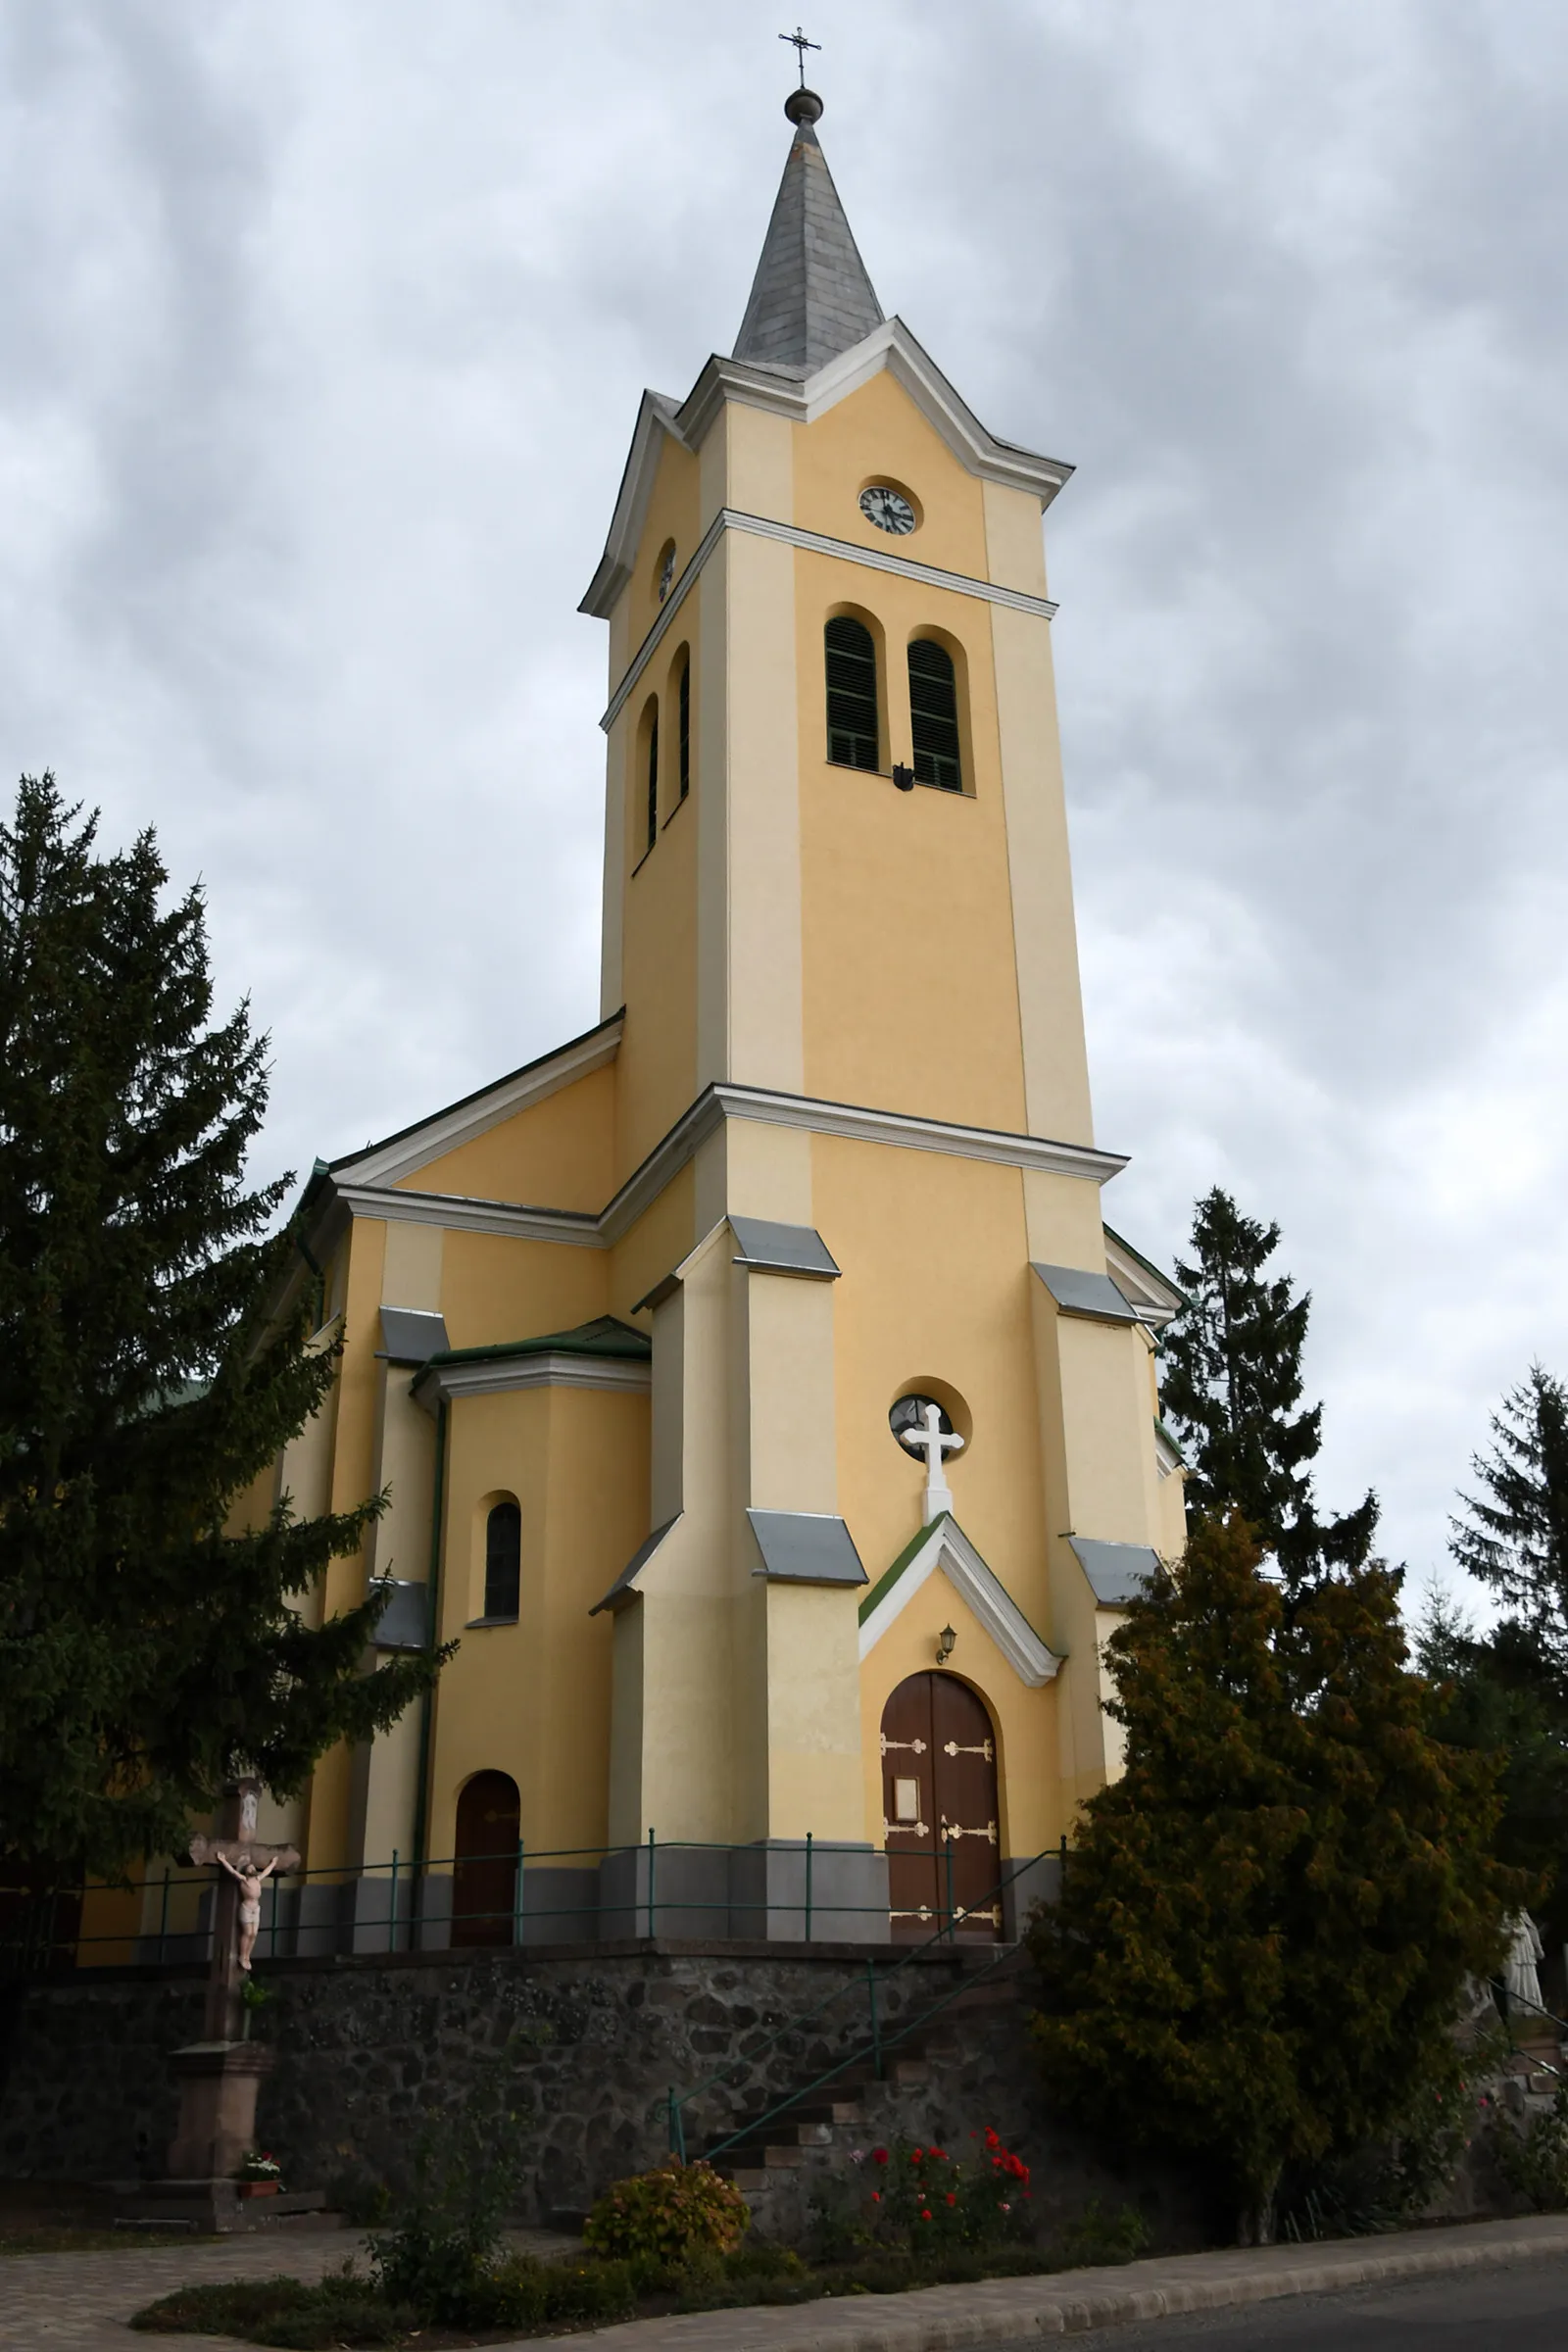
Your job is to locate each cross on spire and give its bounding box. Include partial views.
[899,1401,964,1522]
[778,24,820,86]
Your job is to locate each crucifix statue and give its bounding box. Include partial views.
[899,1400,965,1522]
[186,1779,299,2042]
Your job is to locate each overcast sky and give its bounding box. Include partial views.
[3,0,1564,1606]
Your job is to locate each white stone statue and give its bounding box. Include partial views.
[217,1850,279,1975]
[1503,1909,1546,2018]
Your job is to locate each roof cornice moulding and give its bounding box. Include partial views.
[858,1515,1060,1687]
[580,319,1072,625]
[311,1083,1126,1265]
[601,509,1057,735]
[415,1351,652,1409]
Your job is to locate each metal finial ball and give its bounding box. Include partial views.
[785,86,824,127]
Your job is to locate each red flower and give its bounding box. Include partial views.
[984,2128,1000,2147]
[928,2145,948,2161]
[870,2191,881,2203]
[912,2146,924,2161]
[919,2208,932,2221]
[946,2191,956,2206]
[871,2147,889,2166]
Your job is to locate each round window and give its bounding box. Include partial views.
[890,1394,953,1450]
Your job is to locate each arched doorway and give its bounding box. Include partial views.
[452,1771,519,1947]
[881,1674,1001,1943]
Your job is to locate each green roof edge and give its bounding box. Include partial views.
[858,1514,948,1625]
[426,1313,651,1371]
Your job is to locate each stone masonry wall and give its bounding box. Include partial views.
[0,1939,1205,2241]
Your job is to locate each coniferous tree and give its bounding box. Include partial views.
[1419,1367,1568,1944]
[0,776,444,1886]
[1029,1516,1523,2242]
[1159,1187,1378,1587]
[1451,1366,1568,1659]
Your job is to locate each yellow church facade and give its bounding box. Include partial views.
[241,89,1185,1952]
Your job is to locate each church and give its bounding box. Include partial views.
[247,83,1186,1954]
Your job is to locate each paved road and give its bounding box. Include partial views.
[1005,2247,1568,2347]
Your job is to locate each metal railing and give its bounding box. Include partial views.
[0,1832,1063,1977]
[665,1848,1054,2164]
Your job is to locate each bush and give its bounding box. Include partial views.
[368,2073,528,2320]
[583,2157,750,2265]
[129,2274,416,2346]
[1051,2197,1148,2268]
[1491,2084,1568,2212]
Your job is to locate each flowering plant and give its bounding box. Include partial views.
[235,2149,283,2182]
[583,2158,750,2265]
[848,2129,1033,2250]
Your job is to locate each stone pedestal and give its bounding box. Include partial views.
[167,2040,271,2180]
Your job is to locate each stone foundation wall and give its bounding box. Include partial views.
[0,1939,1201,2240]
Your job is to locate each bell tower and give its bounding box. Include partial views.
[583,84,1093,1192]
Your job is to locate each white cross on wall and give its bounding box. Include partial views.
[899,1401,964,1521]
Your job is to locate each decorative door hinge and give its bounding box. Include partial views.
[880,1734,927,1756]
[943,1738,994,1761]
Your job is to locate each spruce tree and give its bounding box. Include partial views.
[1160,1187,1378,1586]
[1424,1367,1568,1943]
[1451,1366,1568,1659]
[1029,1516,1523,2241]
[0,776,443,1886]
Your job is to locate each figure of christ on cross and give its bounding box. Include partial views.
[187,1783,300,2038]
[216,1851,278,1974]
[899,1400,964,1522]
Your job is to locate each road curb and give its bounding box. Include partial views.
[563,2213,1568,2349]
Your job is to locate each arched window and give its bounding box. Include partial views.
[644,699,660,851]
[825,615,879,771]
[484,1500,520,1622]
[677,655,691,802]
[908,638,962,793]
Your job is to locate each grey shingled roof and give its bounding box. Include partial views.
[733,117,884,373]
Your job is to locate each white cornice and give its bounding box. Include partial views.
[858,1517,1060,1687]
[709,1085,1125,1187]
[600,509,1058,737]
[314,1082,1125,1266]
[581,318,1072,628]
[578,391,689,620]
[1102,1227,1184,1328]
[331,1018,623,1191]
[416,1351,651,1407]
[334,1182,605,1249]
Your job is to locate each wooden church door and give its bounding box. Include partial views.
[881,1674,1001,1942]
[452,1771,519,1946]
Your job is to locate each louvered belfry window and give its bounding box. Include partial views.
[908,638,962,793]
[825,615,879,771]
[645,704,660,850]
[485,1500,521,1621]
[677,658,691,801]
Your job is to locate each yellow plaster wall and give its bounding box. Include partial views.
[810,1135,1049,1633]
[617,709,699,1174]
[304,1217,387,1872]
[791,372,991,577]
[631,430,704,644]
[795,556,1029,1131]
[610,1224,735,1845]
[438,1230,608,1350]
[402,1064,616,1213]
[608,1159,696,1326]
[423,1383,648,1864]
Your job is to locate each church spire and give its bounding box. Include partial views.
[732,87,884,375]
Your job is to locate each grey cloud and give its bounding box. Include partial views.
[2,0,1564,1598]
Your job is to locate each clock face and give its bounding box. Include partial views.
[858,484,917,536]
